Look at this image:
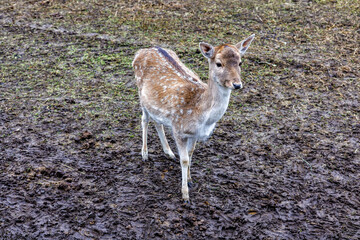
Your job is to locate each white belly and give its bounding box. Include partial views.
[196,122,217,141]
[146,109,172,127]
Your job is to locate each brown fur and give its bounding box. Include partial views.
[133,47,206,131]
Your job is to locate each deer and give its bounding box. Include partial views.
[132,34,255,203]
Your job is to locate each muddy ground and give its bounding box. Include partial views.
[0,0,359,239]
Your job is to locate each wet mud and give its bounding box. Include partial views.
[1,0,360,239]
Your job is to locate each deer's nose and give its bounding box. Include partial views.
[233,83,242,89]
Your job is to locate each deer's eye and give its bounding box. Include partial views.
[216,62,222,67]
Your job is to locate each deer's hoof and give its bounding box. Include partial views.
[142,151,148,161]
[166,151,176,160]
[183,200,191,206]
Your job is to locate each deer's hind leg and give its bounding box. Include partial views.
[187,138,197,188]
[141,109,149,161]
[154,122,176,159]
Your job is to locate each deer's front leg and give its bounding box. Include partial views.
[174,135,190,203]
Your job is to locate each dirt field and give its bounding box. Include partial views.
[1,0,359,239]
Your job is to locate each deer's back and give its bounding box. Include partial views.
[133,47,203,88]
[133,47,207,128]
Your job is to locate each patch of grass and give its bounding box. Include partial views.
[1,0,359,163]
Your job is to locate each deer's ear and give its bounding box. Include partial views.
[199,42,215,59]
[236,34,255,56]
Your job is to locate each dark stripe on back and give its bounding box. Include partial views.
[155,46,196,82]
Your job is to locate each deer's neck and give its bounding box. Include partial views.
[201,76,231,125]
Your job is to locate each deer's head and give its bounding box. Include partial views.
[199,34,255,90]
